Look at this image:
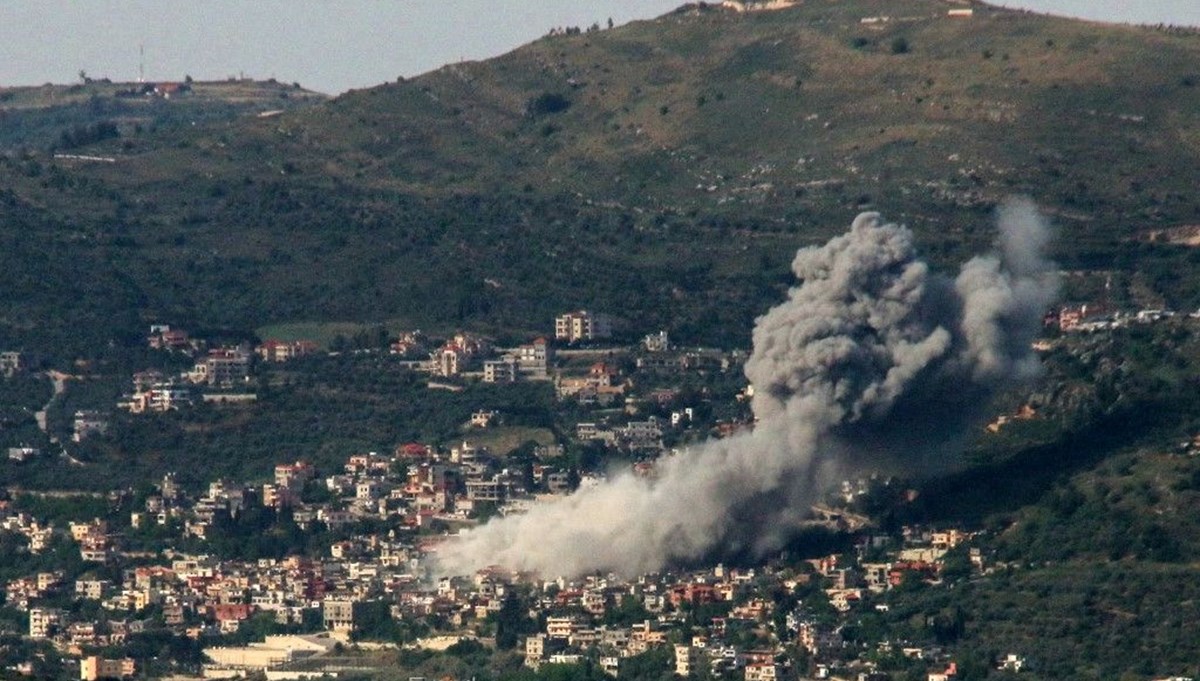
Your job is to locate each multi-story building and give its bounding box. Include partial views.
[431,333,490,377]
[525,634,546,668]
[483,357,518,383]
[80,656,135,681]
[555,310,612,343]
[29,608,63,639]
[515,338,552,378]
[484,337,553,382]
[122,385,193,414]
[675,644,699,676]
[465,479,505,503]
[256,340,318,362]
[322,597,358,632]
[0,351,23,376]
[274,461,315,490]
[546,616,578,639]
[190,347,251,386]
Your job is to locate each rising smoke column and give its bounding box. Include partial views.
[435,198,1058,578]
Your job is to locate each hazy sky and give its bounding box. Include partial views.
[2,1,1197,95]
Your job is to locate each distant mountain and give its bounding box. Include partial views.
[1,0,1199,356]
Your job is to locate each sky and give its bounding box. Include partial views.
[1,1,1197,95]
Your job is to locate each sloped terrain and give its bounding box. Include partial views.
[0,0,1198,355]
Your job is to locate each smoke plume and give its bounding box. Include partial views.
[436,199,1058,578]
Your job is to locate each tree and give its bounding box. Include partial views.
[890,37,910,54]
[494,590,532,649]
[525,92,571,117]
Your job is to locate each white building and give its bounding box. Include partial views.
[675,644,699,676]
[29,608,63,639]
[643,331,670,352]
[73,410,109,441]
[484,358,518,383]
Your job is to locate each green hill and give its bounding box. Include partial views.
[0,78,326,153]
[1,0,1199,356]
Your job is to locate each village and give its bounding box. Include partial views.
[0,303,1195,681]
[1,438,1002,681]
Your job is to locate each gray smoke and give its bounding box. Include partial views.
[436,198,1058,578]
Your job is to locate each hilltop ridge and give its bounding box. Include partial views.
[0,78,326,153]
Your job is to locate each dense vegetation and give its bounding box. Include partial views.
[1,0,1199,361]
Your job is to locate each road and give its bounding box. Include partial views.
[33,370,69,441]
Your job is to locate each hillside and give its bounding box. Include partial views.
[1,0,1198,356]
[0,78,326,153]
[5,6,1200,677]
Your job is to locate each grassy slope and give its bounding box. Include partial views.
[1,0,1198,356]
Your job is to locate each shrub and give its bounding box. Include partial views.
[891,37,910,54]
[525,92,571,117]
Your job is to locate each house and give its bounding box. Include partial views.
[73,410,109,441]
[745,663,780,681]
[396,442,433,459]
[600,656,620,677]
[643,331,670,352]
[147,326,192,351]
[390,330,426,356]
[7,446,39,462]
[669,583,718,607]
[274,461,315,489]
[122,385,193,413]
[471,410,499,428]
[558,362,626,403]
[431,334,490,377]
[796,621,842,656]
[928,662,957,681]
[998,654,1026,672]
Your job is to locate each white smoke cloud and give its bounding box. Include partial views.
[435,199,1058,578]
